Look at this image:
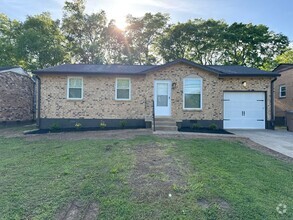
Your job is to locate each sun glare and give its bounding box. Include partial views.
[109,0,135,30]
[114,18,127,30]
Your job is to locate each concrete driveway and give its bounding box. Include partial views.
[230,129,293,158]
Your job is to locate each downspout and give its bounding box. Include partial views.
[270,77,277,129]
[35,75,41,129]
[32,79,36,121]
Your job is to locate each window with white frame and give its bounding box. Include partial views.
[279,85,286,98]
[183,77,202,109]
[116,78,131,100]
[67,77,83,99]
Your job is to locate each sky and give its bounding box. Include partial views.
[0,0,292,41]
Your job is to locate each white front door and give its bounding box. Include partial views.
[154,80,171,116]
[224,92,266,129]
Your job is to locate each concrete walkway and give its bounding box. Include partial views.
[229,129,293,158]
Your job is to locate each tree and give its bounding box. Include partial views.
[104,20,129,64]
[16,13,67,71]
[0,14,21,66]
[125,13,169,64]
[222,23,289,68]
[159,20,289,69]
[62,0,107,63]
[275,49,293,64]
[158,19,228,64]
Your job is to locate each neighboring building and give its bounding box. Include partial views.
[33,59,279,130]
[273,64,293,126]
[0,67,34,124]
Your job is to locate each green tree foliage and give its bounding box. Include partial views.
[16,13,67,71]
[0,14,21,66]
[159,19,289,68]
[62,0,107,63]
[275,49,293,64]
[0,3,291,70]
[125,13,169,64]
[104,20,129,64]
[222,23,289,68]
[159,19,228,64]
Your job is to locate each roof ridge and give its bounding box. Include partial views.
[58,63,157,67]
[33,58,279,77]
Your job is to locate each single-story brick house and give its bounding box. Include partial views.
[273,63,293,126]
[33,59,279,130]
[0,66,34,125]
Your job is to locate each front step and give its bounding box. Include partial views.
[153,118,178,131]
[155,125,178,131]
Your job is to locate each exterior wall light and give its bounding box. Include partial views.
[172,82,177,89]
[242,81,247,88]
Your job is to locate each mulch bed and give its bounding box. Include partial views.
[179,128,233,134]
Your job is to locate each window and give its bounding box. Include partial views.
[157,83,168,106]
[279,85,286,98]
[116,78,131,100]
[183,77,202,109]
[67,77,83,99]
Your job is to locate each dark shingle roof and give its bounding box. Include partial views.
[207,65,278,76]
[0,66,18,71]
[33,59,279,77]
[273,63,293,72]
[33,64,156,75]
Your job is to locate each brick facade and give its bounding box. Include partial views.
[38,63,273,128]
[274,68,293,117]
[0,71,34,122]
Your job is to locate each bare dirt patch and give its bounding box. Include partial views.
[197,199,210,209]
[0,126,152,141]
[56,201,99,220]
[197,198,230,211]
[129,141,189,202]
[24,129,152,141]
[215,198,231,210]
[0,125,36,138]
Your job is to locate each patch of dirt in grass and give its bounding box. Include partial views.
[56,201,99,220]
[24,129,152,141]
[129,142,188,202]
[0,125,152,141]
[104,145,113,151]
[215,198,230,210]
[197,199,210,209]
[197,198,230,211]
[83,203,99,220]
[0,124,36,138]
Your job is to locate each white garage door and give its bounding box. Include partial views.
[224,92,265,129]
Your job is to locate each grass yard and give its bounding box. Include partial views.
[0,128,292,219]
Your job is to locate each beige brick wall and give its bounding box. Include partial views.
[39,63,273,121]
[40,74,146,119]
[274,68,293,117]
[0,72,34,121]
[144,64,272,121]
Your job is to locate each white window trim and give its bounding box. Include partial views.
[67,77,83,100]
[183,77,203,110]
[115,78,131,101]
[279,85,286,98]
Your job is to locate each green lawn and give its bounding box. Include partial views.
[0,131,292,219]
